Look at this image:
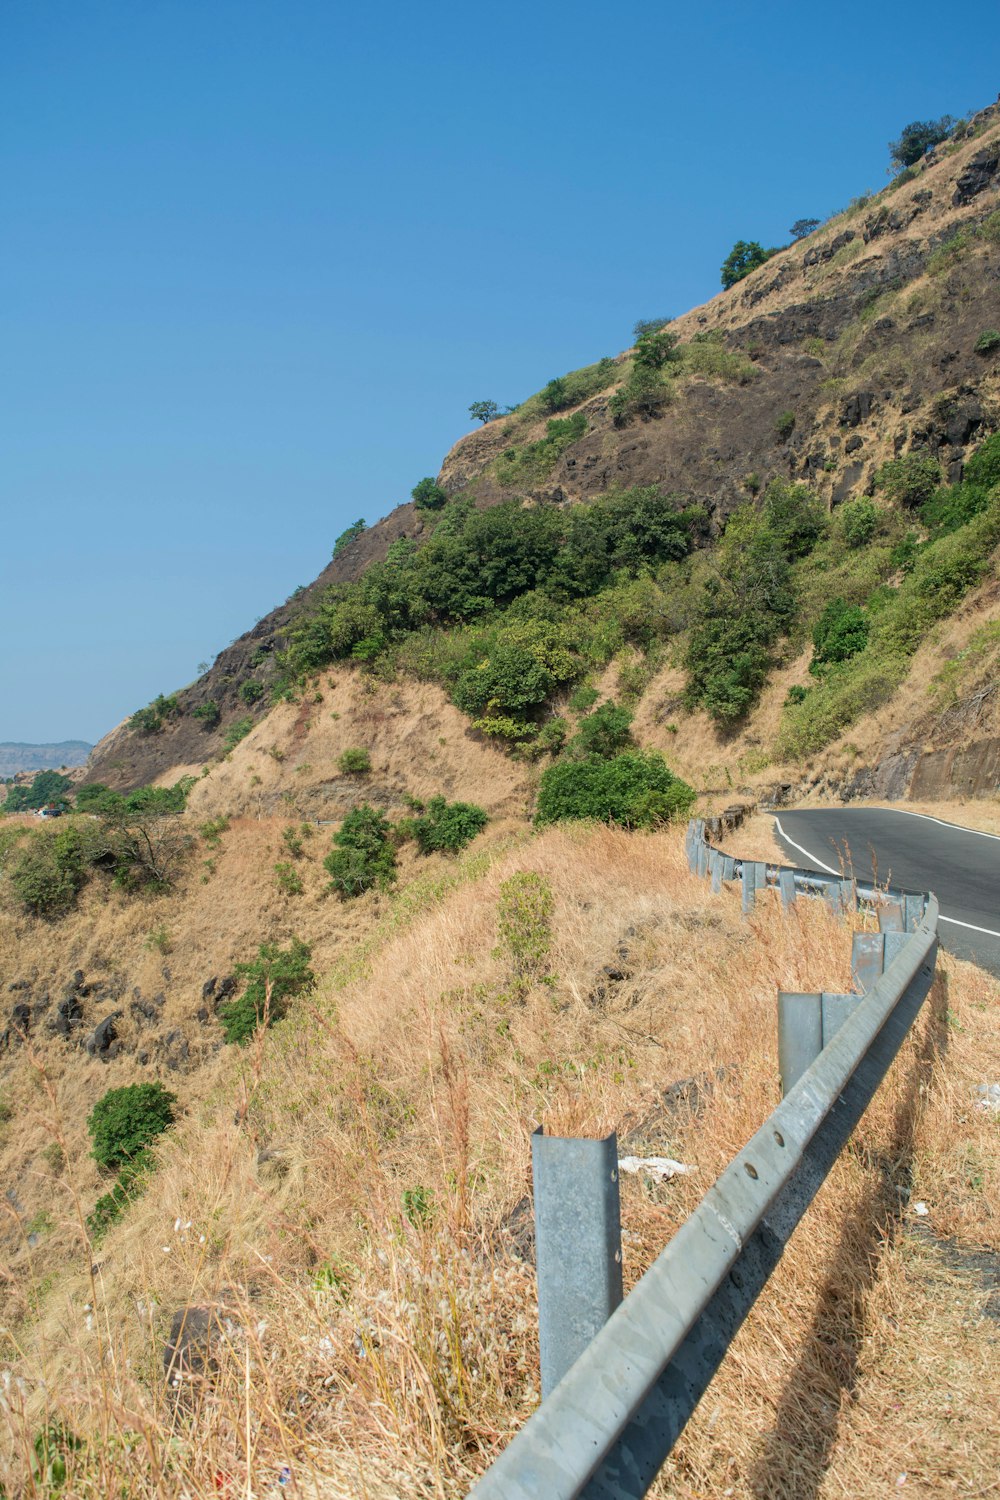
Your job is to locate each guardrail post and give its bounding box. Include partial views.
[851,932,885,992]
[531,1128,623,1398]
[777,992,823,1094]
[741,860,765,913]
[709,849,722,893]
[778,867,796,908]
[904,894,924,932]
[821,991,863,1044]
[879,899,904,932]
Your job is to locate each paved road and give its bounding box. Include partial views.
[773,807,1000,977]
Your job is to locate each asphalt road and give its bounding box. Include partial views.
[772,807,1000,977]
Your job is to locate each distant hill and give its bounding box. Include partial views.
[0,741,92,777]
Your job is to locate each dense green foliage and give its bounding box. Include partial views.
[720,240,775,289]
[3,770,73,812]
[837,497,879,549]
[571,701,634,758]
[535,751,696,828]
[411,478,448,511]
[86,1150,155,1240]
[889,117,955,169]
[192,699,221,727]
[875,452,941,508]
[87,1082,177,1171]
[811,597,870,670]
[408,796,488,854]
[8,821,106,916]
[324,805,397,898]
[221,937,315,1044]
[129,693,180,734]
[338,747,371,773]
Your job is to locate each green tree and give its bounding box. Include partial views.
[411,478,448,511]
[333,518,367,557]
[632,328,680,371]
[790,218,820,240]
[889,117,955,169]
[720,240,774,289]
[875,452,941,508]
[220,937,315,1044]
[469,400,500,425]
[811,597,870,671]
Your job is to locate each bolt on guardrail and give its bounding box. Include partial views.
[469,818,939,1500]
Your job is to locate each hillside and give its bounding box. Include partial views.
[2,99,1000,1497]
[84,95,1000,810]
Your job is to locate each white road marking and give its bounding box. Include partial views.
[848,805,1000,843]
[774,816,1000,942]
[937,914,1000,937]
[772,817,842,875]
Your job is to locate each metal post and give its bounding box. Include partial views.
[777,992,822,1095]
[879,899,904,932]
[721,854,736,883]
[696,841,709,878]
[531,1128,623,1398]
[904,894,924,933]
[821,991,862,1045]
[778,867,796,909]
[851,932,885,993]
[709,849,722,893]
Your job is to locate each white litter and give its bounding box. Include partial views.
[618,1155,696,1182]
[975,1082,1000,1112]
[912,1201,929,1217]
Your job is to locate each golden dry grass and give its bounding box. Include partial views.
[0,817,997,1496]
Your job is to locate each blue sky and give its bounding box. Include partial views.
[2,0,996,744]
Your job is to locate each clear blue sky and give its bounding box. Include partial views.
[2,0,995,744]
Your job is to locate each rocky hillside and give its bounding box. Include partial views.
[84,96,1000,808]
[0,741,92,777]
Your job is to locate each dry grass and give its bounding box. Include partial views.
[0,817,997,1495]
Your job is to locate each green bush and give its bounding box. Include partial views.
[221,937,314,1044]
[974,329,1000,355]
[763,481,826,558]
[535,751,696,829]
[87,1082,177,1172]
[338,747,371,774]
[411,478,448,511]
[495,872,554,976]
[238,680,265,705]
[223,716,254,752]
[324,805,397,898]
[633,328,680,372]
[9,821,108,917]
[963,432,1000,491]
[837,497,879,549]
[608,366,670,426]
[129,694,180,735]
[774,410,796,441]
[571,701,634,758]
[875,452,941,508]
[777,652,909,758]
[811,597,870,670]
[494,411,588,488]
[86,1150,154,1240]
[192,700,221,728]
[409,796,488,854]
[633,317,672,340]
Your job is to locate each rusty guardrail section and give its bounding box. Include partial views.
[469,818,939,1500]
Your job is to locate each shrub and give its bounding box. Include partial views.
[540,376,570,412]
[720,240,774,289]
[811,597,870,670]
[974,329,1000,355]
[774,409,796,441]
[494,411,588,488]
[569,683,599,713]
[192,700,221,728]
[129,694,180,735]
[338,747,371,774]
[87,1082,177,1172]
[963,432,1000,492]
[535,751,696,828]
[875,452,941,509]
[889,117,955,169]
[324,805,397,898]
[785,684,810,705]
[495,872,554,976]
[409,796,488,854]
[763,481,826,558]
[221,937,314,1044]
[837,497,879,548]
[86,1150,154,1240]
[333,518,367,556]
[223,716,254,752]
[608,366,669,426]
[274,861,304,895]
[411,478,448,511]
[633,317,672,340]
[238,680,265,705]
[571,700,634,758]
[633,328,680,372]
[9,821,107,917]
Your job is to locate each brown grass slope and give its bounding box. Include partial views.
[0,819,998,1495]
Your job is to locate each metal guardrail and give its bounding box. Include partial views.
[469,818,939,1500]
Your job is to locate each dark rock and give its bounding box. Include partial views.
[872,317,895,333]
[131,997,160,1024]
[948,458,965,485]
[840,391,875,427]
[8,980,30,993]
[163,1303,241,1388]
[953,143,1000,207]
[86,1011,122,1060]
[832,462,865,505]
[803,229,855,268]
[137,1051,150,1066]
[53,995,84,1037]
[72,970,84,990]
[201,978,217,1001]
[196,1007,210,1024]
[217,976,237,1001]
[845,435,864,454]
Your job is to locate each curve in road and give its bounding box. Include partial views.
[772,807,1000,977]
